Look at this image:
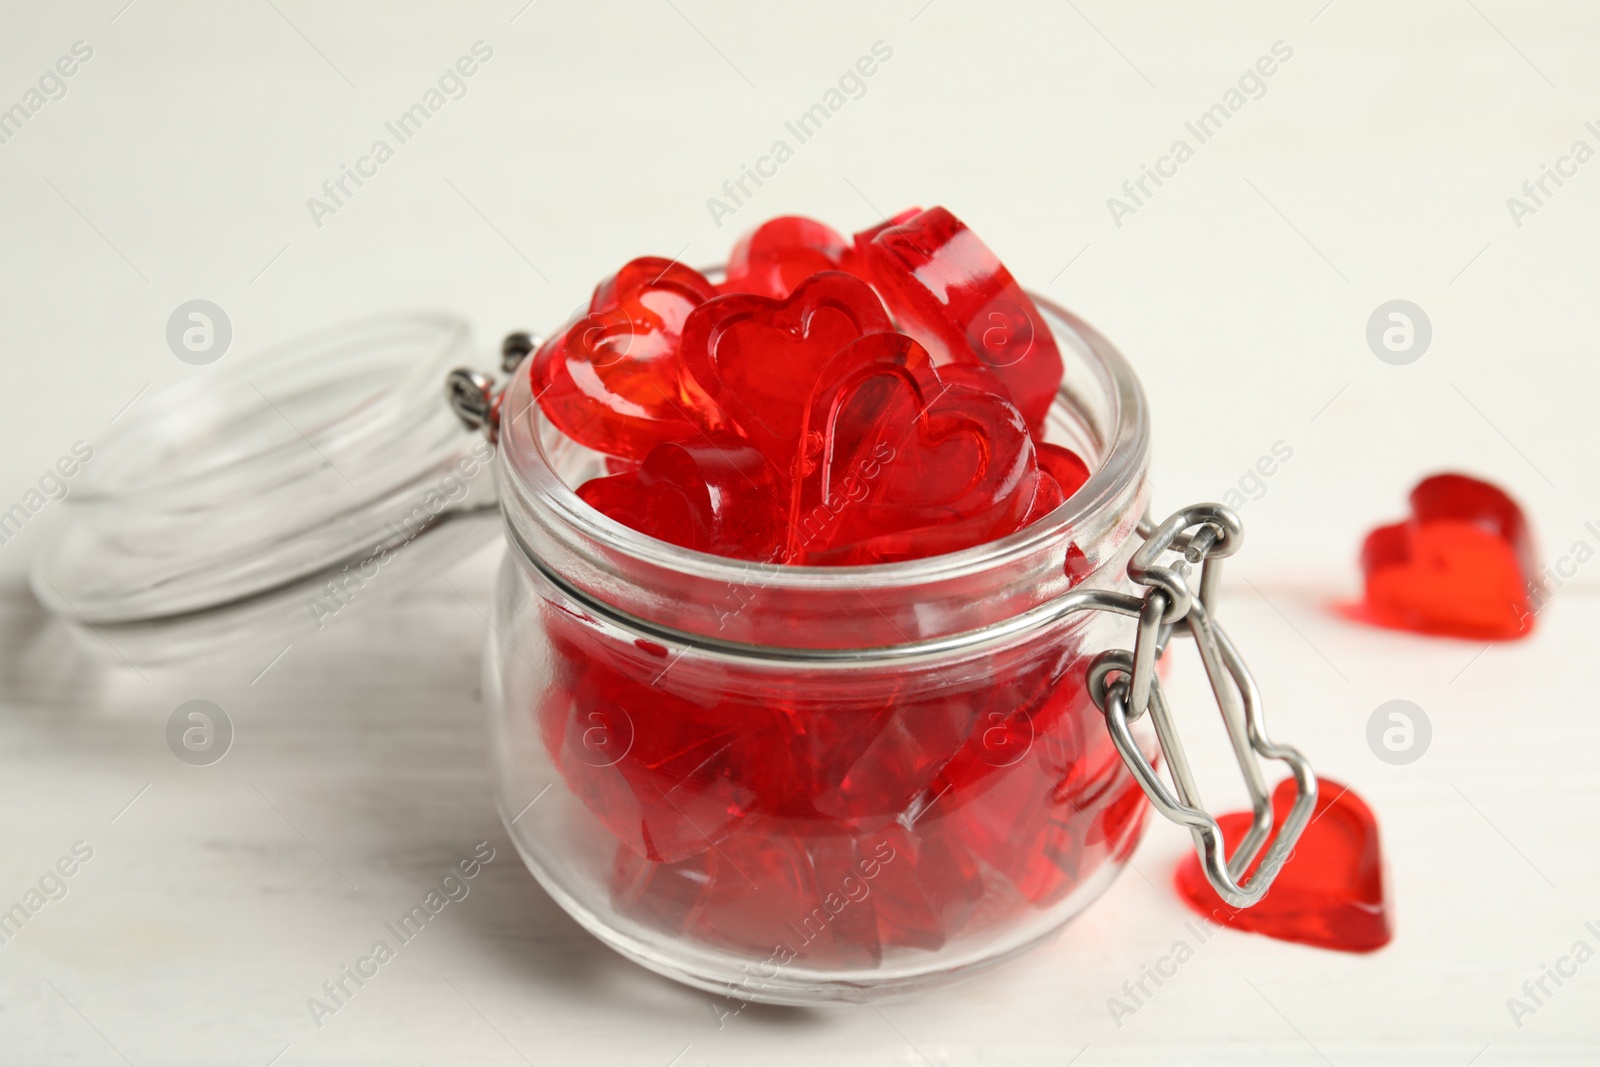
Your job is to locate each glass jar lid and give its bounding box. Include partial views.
[30,313,503,665]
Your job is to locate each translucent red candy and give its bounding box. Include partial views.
[547,605,1148,965]
[722,215,850,299]
[856,206,1065,437]
[544,212,1089,567]
[530,257,725,461]
[1174,778,1393,953]
[1019,441,1096,527]
[538,656,760,863]
[577,434,788,562]
[780,332,1040,564]
[800,370,1038,564]
[847,823,972,952]
[1037,442,1091,499]
[532,211,1129,968]
[838,205,921,278]
[1352,472,1536,640]
[719,209,922,298]
[1021,470,1065,525]
[679,270,893,473]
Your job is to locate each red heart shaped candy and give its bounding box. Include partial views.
[1021,470,1064,526]
[838,206,921,278]
[1020,443,1093,526]
[857,207,1064,437]
[1175,777,1393,953]
[722,215,849,299]
[869,822,985,951]
[546,658,761,864]
[531,257,725,461]
[794,354,1038,564]
[787,332,934,552]
[690,823,884,966]
[577,434,788,562]
[1037,442,1091,499]
[1352,473,1536,640]
[679,271,893,474]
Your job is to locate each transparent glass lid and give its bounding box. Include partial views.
[30,313,502,665]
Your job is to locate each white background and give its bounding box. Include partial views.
[1,1,1598,1064]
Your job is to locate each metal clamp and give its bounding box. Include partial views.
[1086,503,1317,909]
[446,331,540,442]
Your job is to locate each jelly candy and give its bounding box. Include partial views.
[869,823,984,951]
[925,661,1125,907]
[944,745,1078,906]
[1174,778,1392,953]
[530,210,1146,969]
[603,455,641,476]
[691,821,886,967]
[794,359,1038,564]
[551,652,762,863]
[812,687,981,827]
[679,270,893,474]
[839,206,922,278]
[531,257,725,460]
[823,380,1037,564]
[542,572,1142,961]
[787,332,935,558]
[561,209,1081,567]
[926,360,1025,416]
[1020,443,1091,526]
[804,835,885,967]
[611,845,713,933]
[723,215,849,299]
[690,824,820,954]
[1353,473,1535,640]
[857,207,1064,437]
[1021,471,1064,525]
[1036,442,1091,499]
[733,690,903,824]
[577,434,788,561]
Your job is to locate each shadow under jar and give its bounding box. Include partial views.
[488,298,1159,1003]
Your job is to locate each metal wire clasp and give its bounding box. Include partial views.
[446,331,538,443]
[1087,503,1317,909]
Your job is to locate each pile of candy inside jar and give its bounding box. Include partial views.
[524,208,1146,966]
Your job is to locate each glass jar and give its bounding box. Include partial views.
[31,298,1314,1006]
[486,297,1161,1002]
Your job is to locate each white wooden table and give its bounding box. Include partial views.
[2,1,1598,1062]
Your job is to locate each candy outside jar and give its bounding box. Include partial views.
[479,292,1315,1003]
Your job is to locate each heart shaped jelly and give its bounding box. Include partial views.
[857,207,1065,437]
[1023,470,1066,525]
[787,332,934,554]
[869,822,985,951]
[531,257,725,461]
[794,356,1038,564]
[1019,444,1093,526]
[541,655,762,864]
[577,433,788,562]
[1175,777,1393,953]
[837,206,922,278]
[688,821,886,967]
[1037,442,1091,499]
[679,271,894,475]
[941,713,1141,908]
[1352,472,1535,640]
[810,687,981,830]
[723,215,850,299]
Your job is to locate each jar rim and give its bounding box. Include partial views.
[499,291,1149,593]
